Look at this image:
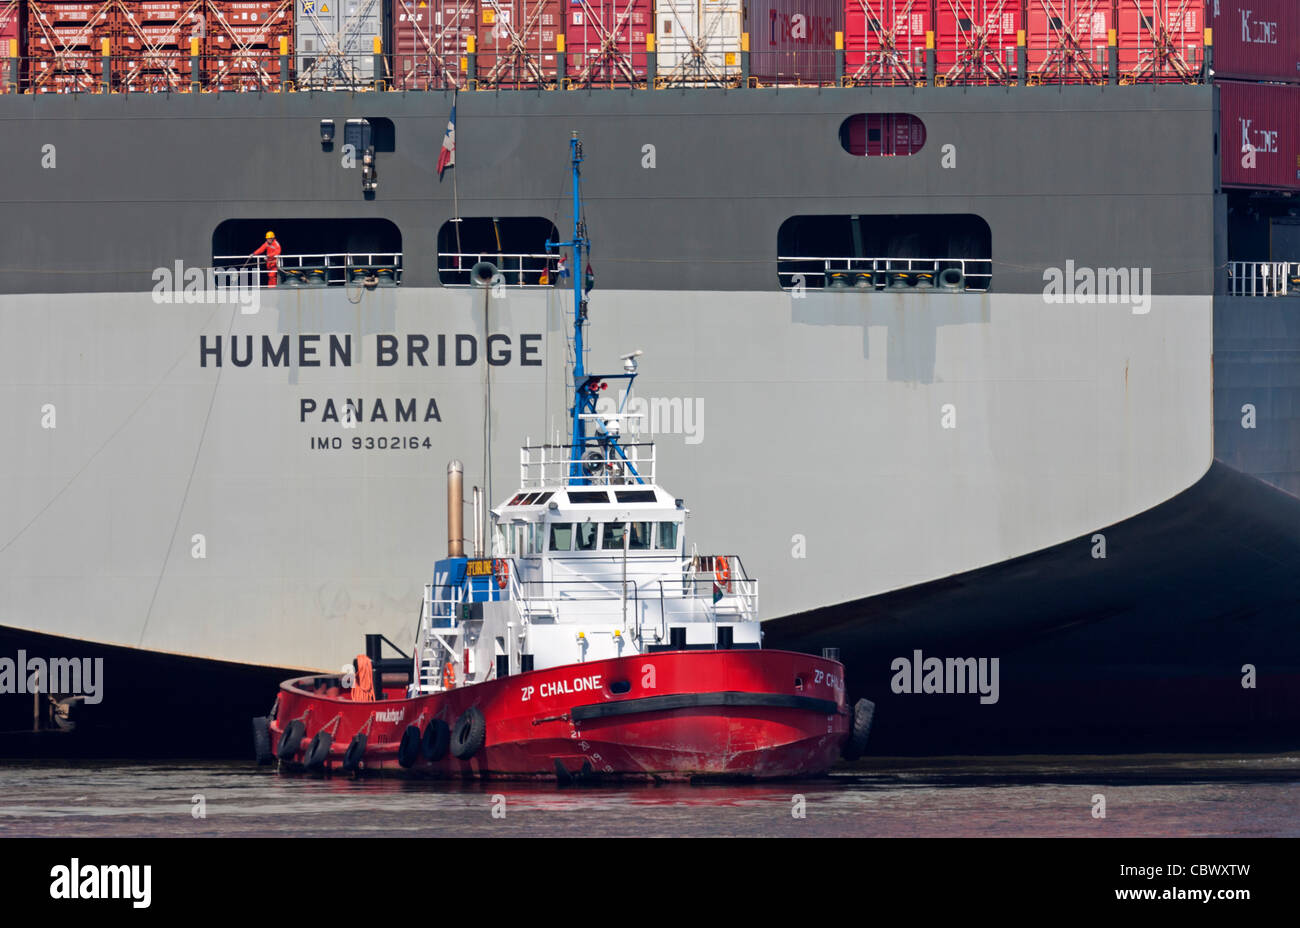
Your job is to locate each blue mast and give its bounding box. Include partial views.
[546,133,643,487]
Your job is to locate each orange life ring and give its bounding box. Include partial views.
[444,661,456,689]
[714,557,731,592]
[493,558,509,590]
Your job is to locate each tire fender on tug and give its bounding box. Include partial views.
[342,732,367,772]
[397,724,421,768]
[450,706,486,759]
[304,729,333,770]
[252,716,273,765]
[276,719,306,761]
[422,718,450,761]
[841,699,875,761]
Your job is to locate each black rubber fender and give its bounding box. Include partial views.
[276,719,306,761]
[304,729,333,770]
[252,716,273,765]
[842,698,875,761]
[397,724,421,768]
[422,718,450,761]
[342,732,367,773]
[450,706,486,760]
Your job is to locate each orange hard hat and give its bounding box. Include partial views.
[265,231,275,240]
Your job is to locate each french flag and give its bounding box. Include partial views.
[436,101,456,179]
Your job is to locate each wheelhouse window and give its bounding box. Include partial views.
[777,213,992,293]
[575,522,599,551]
[602,522,627,550]
[437,217,560,288]
[629,522,651,550]
[657,523,679,550]
[549,523,574,552]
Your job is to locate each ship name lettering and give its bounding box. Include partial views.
[538,674,603,699]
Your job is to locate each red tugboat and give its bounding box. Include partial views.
[255,135,875,780]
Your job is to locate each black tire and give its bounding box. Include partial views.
[397,724,421,768]
[276,719,306,761]
[342,733,367,773]
[842,698,875,761]
[422,719,450,761]
[450,706,486,760]
[304,730,333,770]
[252,716,273,765]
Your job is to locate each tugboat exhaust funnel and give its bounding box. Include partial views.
[447,460,464,557]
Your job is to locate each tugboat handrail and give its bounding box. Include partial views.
[519,442,655,488]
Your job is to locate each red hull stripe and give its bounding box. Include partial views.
[570,691,839,722]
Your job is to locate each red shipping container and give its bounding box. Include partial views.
[841,112,926,155]
[1025,0,1110,84]
[564,0,650,84]
[206,0,291,50]
[116,48,195,89]
[934,0,1021,85]
[1210,0,1300,84]
[393,0,477,90]
[747,0,841,84]
[1220,81,1300,191]
[1116,0,1201,83]
[29,51,102,89]
[1125,0,1200,79]
[1,2,22,54]
[476,0,560,86]
[844,0,929,86]
[205,46,283,88]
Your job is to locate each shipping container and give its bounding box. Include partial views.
[934,0,1019,85]
[843,0,928,86]
[1220,80,1300,192]
[1,1,22,93]
[564,0,650,84]
[1116,0,1201,83]
[476,0,560,86]
[392,0,476,89]
[1209,0,1300,84]
[295,0,382,88]
[206,0,292,89]
[746,0,841,84]
[1025,0,1110,83]
[27,1,118,91]
[654,0,741,86]
[840,111,926,155]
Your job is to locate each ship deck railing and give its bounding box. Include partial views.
[1227,261,1300,297]
[777,256,992,293]
[438,252,561,289]
[213,252,402,287]
[520,442,655,488]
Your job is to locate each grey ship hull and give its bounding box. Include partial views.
[1,85,1296,754]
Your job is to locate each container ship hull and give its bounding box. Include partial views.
[1,84,1297,755]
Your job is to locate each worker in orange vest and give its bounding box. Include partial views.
[251,231,282,288]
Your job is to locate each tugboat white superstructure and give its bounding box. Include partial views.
[258,135,874,780]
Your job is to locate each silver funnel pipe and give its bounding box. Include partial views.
[472,486,484,558]
[447,461,464,557]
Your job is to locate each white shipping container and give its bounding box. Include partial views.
[654,0,741,85]
[295,0,384,88]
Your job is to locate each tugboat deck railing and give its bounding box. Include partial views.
[519,442,656,488]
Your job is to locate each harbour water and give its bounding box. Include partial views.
[2,755,1297,838]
